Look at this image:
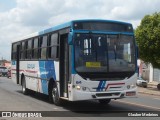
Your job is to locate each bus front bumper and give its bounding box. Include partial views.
[71,88,137,101]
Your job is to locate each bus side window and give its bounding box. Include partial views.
[48,33,59,60]
[33,38,38,59]
[40,35,47,59]
[12,43,17,60]
[25,41,28,59]
[26,39,32,59]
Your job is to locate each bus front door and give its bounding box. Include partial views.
[59,34,69,98]
[16,45,20,84]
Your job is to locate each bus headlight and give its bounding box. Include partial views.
[76,85,81,90]
[127,84,136,89]
[74,86,87,91]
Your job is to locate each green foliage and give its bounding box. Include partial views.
[135,12,160,68]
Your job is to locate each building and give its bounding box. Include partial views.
[0,60,11,68]
[138,59,160,83]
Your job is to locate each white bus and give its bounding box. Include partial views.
[11,20,138,105]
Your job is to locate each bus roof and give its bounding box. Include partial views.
[72,19,132,25]
[12,19,132,43]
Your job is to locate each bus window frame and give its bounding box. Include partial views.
[32,37,39,60]
[39,35,48,60]
[47,32,59,61]
[26,39,33,60]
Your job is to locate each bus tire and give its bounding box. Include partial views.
[22,76,29,95]
[98,99,111,104]
[51,84,62,106]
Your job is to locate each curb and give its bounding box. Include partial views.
[138,91,160,96]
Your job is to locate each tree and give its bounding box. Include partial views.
[135,12,160,68]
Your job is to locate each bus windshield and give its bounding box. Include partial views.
[74,33,136,78]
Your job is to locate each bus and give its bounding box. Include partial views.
[11,19,137,105]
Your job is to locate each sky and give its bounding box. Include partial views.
[0,0,160,60]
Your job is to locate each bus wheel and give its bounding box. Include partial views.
[51,84,62,106]
[98,99,111,104]
[22,77,29,95]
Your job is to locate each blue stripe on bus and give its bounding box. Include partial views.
[72,19,132,25]
[97,81,102,91]
[38,19,133,36]
[101,81,106,91]
[39,61,56,95]
[97,81,103,91]
[97,81,106,91]
[73,30,134,35]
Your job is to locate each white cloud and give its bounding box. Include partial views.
[0,0,160,60]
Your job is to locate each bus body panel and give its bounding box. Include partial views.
[11,60,59,95]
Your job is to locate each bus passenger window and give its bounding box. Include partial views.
[33,38,38,59]
[41,48,47,59]
[12,43,17,60]
[25,41,28,59]
[48,33,59,60]
[26,39,32,59]
[40,36,47,59]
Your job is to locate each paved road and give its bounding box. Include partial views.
[0,77,160,120]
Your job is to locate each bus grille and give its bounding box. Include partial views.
[96,92,120,97]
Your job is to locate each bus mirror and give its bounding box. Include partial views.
[68,32,73,45]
